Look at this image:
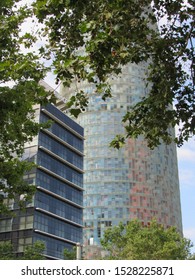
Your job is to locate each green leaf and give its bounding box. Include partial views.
[69,108,82,118]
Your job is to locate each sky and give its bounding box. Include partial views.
[177,138,195,253]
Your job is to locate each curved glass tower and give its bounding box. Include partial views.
[59,63,182,259]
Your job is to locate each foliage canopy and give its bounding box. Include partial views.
[0,240,45,260]
[64,246,76,260]
[0,0,54,213]
[33,0,195,148]
[101,220,194,260]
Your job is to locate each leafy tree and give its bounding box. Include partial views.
[189,253,195,260]
[100,220,193,260]
[0,240,45,259]
[22,241,45,260]
[0,0,54,213]
[0,241,15,260]
[64,246,76,260]
[33,0,194,148]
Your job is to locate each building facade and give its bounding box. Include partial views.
[59,63,183,259]
[0,103,84,259]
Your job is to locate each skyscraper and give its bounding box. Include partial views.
[0,102,84,259]
[59,63,182,259]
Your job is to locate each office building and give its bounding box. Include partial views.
[0,102,84,259]
[59,63,182,259]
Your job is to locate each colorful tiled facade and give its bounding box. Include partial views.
[59,63,182,259]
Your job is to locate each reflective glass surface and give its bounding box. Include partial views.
[35,191,82,225]
[40,113,83,152]
[37,150,83,187]
[36,170,83,206]
[0,103,83,260]
[44,103,84,136]
[34,212,82,243]
[39,132,83,169]
[33,233,74,259]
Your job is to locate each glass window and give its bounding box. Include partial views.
[39,132,83,169]
[43,104,84,136]
[33,233,74,259]
[35,191,83,225]
[34,212,82,243]
[37,150,83,187]
[40,113,84,152]
[19,216,33,230]
[0,219,12,232]
[36,170,83,206]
